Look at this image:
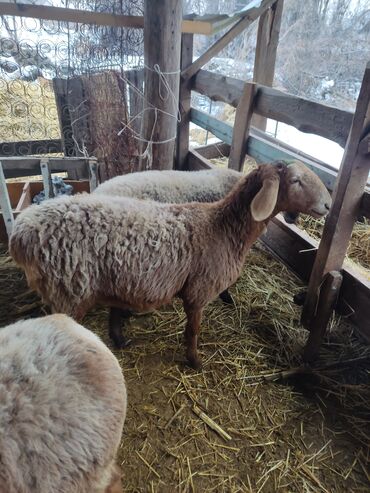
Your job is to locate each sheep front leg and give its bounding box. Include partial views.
[183,304,203,370]
[109,307,132,349]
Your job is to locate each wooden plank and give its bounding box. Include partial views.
[252,0,283,130]
[303,271,343,362]
[181,0,276,80]
[40,158,54,199]
[228,83,257,171]
[192,70,353,147]
[139,0,182,171]
[187,148,218,170]
[1,157,90,180]
[190,108,233,144]
[0,161,14,238]
[0,139,62,157]
[194,142,230,160]
[302,63,370,329]
[176,33,194,170]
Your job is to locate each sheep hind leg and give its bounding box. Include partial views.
[219,289,234,305]
[109,307,132,349]
[183,304,203,370]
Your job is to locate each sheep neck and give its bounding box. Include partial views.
[216,169,276,260]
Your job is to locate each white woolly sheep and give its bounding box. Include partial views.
[0,314,126,493]
[10,161,331,369]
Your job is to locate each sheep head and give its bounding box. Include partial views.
[251,161,332,222]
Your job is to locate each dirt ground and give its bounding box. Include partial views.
[1,241,369,492]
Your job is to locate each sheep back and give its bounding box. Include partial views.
[0,314,126,493]
[94,168,242,203]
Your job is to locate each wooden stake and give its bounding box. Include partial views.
[228,82,257,171]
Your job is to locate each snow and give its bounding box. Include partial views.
[265,120,344,169]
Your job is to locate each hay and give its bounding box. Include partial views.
[1,240,369,492]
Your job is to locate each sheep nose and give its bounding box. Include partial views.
[325,203,330,211]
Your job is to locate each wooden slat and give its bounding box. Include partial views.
[302,63,370,329]
[88,159,98,192]
[1,157,91,180]
[187,148,218,170]
[252,0,283,130]
[189,108,370,218]
[192,70,353,147]
[228,82,257,171]
[181,0,276,80]
[0,139,62,157]
[176,33,194,170]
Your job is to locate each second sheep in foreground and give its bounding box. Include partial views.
[10,161,331,369]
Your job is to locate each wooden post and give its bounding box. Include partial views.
[139,0,182,170]
[303,271,343,363]
[88,158,98,192]
[228,82,257,171]
[301,63,370,337]
[252,0,284,131]
[176,33,194,170]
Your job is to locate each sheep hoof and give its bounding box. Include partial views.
[113,337,132,349]
[219,290,234,305]
[188,358,203,371]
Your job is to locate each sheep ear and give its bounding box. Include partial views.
[251,177,280,222]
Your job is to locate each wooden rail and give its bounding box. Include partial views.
[0,156,93,180]
[193,70,353,147]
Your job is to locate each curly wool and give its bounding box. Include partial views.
[0,314,126,493]
[94,168,242,203]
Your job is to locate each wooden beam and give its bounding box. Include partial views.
[0,2,255,35]
[1,157,91,180]
[181,0,276,80]
[188,148,218,170]
[228,83,257,171]
[40,158,54,199]
[0,139,62,157]
[302,63,370,330]
[176,33,194,170]
[192,70,353,147]
[139,0,182,171]
[252,0,283,130]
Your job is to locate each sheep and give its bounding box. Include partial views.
[94,167,241,307]
[0,314,126,493]
[10,160,331,369]
[94,167,242,204]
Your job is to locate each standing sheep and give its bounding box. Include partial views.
[10,161,331,369]
[0,314,126,493]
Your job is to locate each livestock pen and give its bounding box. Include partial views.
[0,0,369,491]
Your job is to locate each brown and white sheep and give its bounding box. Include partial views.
[0,314,126,493]
[10,161,331,369]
